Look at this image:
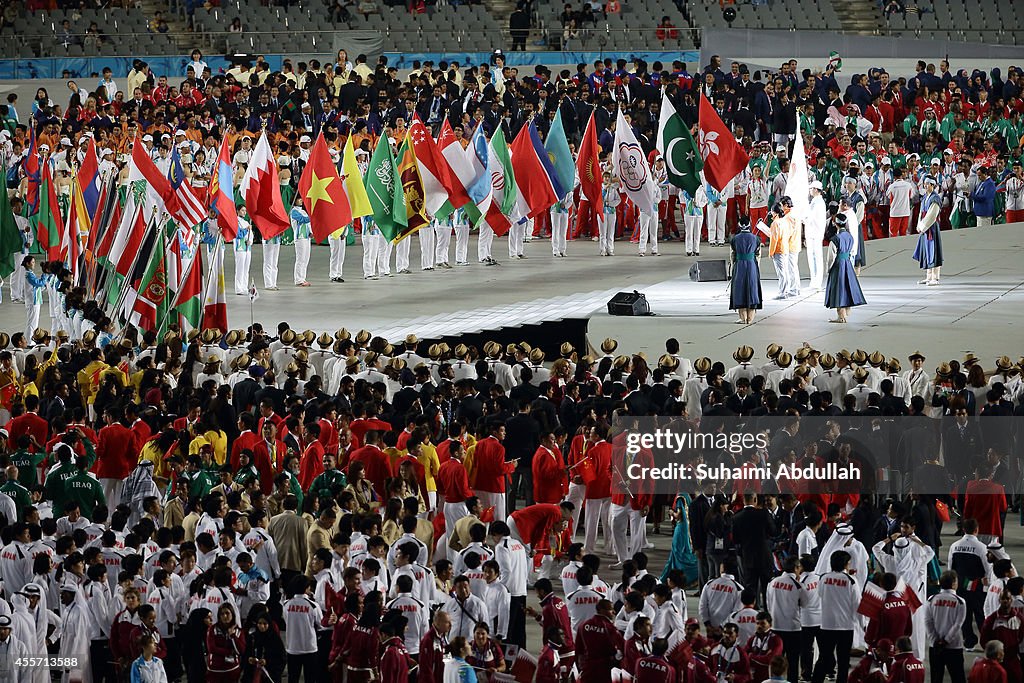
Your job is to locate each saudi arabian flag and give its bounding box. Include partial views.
[657,93,703,196]
[365,137,406,242]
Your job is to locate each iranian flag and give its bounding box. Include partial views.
[171,243,203,332]
[102,138,172,307]
[201,243,227,333]
[484,129,515,236]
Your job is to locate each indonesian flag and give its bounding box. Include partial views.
[698,92,749,192]
[436,119,475,209]
[408,116,453,217]
[201,242,227,333]
[240,131,289,240]
[858,577,922,619]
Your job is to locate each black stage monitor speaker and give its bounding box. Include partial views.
[607,290,651,316]
[689,259,729,282]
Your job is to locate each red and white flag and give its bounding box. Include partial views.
[240,131,289,240]
[436,119,475,209]
[409,116,454,216]
[201,243,227,333]
[698,92,749,192]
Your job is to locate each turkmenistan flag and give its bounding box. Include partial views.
[36,163,63,260]
[657,93,703,197]
[365,136,406,242]
[0,165,23,278]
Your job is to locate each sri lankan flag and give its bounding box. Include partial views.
[393,134,430,243]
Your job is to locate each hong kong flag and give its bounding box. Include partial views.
[698,92,749,192]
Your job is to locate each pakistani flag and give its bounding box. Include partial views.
[657,93,703,196]
[365,137,406,242]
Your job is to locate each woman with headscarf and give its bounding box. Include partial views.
[662,491,699,585]
[121,459,160,527]
[10,586,49,683]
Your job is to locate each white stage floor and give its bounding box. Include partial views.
[2,223,1021,362]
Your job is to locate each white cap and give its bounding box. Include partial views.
[299,135,311,143]
[881,156,891,165]
[930,158,941,165]
[277,156,289,167]
[178,141,191,149]
[775,144,786,152]
[83,131,94,139]
[100,148,113,157]
[355,148,370,158]
[943,148,954,156]
[142,134,154,142]
[59,137,71,146]
[161,133,171,140]
[301,102,311,109]
[809,180,823,190]
[174,129,186,136]
[39,144,49,151]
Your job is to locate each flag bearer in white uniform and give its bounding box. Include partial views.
[638,154,665,256]
[327,226,346,282]
[599,172,619,256]
[453,208,470,265]
[551,195,570,257]
[290,205,312,286]
[434,214,453,268]
[233,208,253,295]
[683,185,705,256]
[420,220,436,270]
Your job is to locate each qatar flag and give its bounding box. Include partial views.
[240,131,290,240]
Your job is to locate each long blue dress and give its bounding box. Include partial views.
[729,228,762,310]
[912,191,944,268]
[661,493,699,584]
[846,191,867,267]
[824,230,867,308]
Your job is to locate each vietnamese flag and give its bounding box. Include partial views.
[297,133,351,243]
[576,112,602,206]
[698,92,749,192]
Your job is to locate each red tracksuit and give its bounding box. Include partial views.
[575,614,624,682]
[635,654,677,683]
[889,651,925,683]
[379,637,414,683]
[865,591,912,646]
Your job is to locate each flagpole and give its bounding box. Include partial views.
[108,206,161,330]
[95,200,142,314]
[155,230,203,337]
[194,235,225,334]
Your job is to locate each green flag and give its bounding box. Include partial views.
[0,166,23,278]
[657,94,703,196]
[364,137,406,242]
[129,226,169,334]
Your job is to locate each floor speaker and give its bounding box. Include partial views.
[607,290,651,316]
[688,259,729,282]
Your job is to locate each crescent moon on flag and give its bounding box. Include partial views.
[665,138,684,177]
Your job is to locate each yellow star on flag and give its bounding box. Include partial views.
[305,171,336,214]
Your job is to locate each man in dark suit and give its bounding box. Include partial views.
[688,484,716,587]
[559,384,581,438]
[622,376,651,416]
[731,493,777,605]
[453,379,483,429]
[941,401,984,490]
[510,369,540,404]
[530,386,559,434]
[506,400,541,510]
